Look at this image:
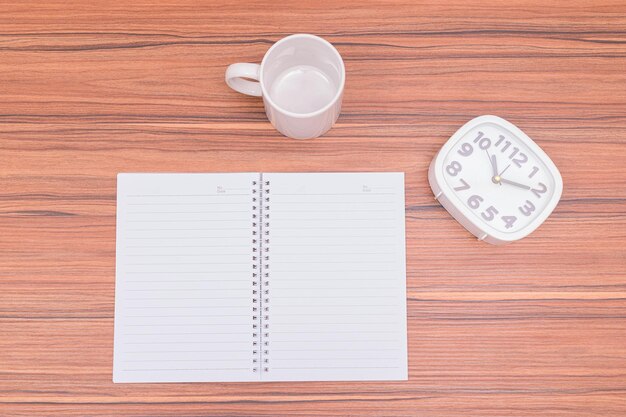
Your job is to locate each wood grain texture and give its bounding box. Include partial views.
[1,0,626,416]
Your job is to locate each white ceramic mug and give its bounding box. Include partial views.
[225,34,345,140]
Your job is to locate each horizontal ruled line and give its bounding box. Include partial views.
[123,341,249,344]
[125,350,249,353]
[122,368,250,371]
[273,261,393,264]
[270,279,399,282]
[127,220,249,223]
[271,331,396,334]
[272,304,397,307]
[270,234,396,237]
[271,296,397,299]
[126,237,250,240]
[272,201,393,204]
[126,245,250,248]
[126,306,249,309]
[272,287,396,290]
[127,227,249,231]
[272,209,394,213]
[126,262,249,266]
[270,313,397,317]
[124,323,249,327]
[123,359,248,362]
[123,332,249,336]
[126,314,250,318]
[125,297,249,301]
[126,271,249,274]
[271,348,399,352]
[273,193,395,196]
[272,322,397,325]
[273,217,395,221]
[272,286,398,291]
[125,254,248,257]
[127,194,249,197]
[126,288,249,292]
[271,227,392,230]
[126,279,250,283]
[270,366,399,370]
[272,269,393,273]
[270,252,395,256]
[272,243,396,246]
[127,210,249,214]
[128,202,248,206]
[271,357,396,361]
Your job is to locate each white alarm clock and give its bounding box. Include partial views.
[429,115,562,245]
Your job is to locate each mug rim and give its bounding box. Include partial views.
[259,33,345,119]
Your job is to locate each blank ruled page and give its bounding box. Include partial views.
[263,173,407,381]
[113,173,259,383]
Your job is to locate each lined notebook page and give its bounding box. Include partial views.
[263,173,407,381]
[114,173,259,382]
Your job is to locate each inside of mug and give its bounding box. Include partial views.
[262,36,343,115]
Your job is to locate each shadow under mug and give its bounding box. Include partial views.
[225,34,345,140]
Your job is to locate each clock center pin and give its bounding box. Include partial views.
[492,175,501,184]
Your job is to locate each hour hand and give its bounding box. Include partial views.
[500,177,531,190]
[487,150,498,177]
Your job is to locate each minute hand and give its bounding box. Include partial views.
[500,178,531,190]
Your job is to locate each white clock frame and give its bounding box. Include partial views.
[428,115,563,245]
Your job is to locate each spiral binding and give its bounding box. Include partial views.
[262,178,271,372]
[251,179,261,373]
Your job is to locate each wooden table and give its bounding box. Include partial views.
[2,1,625,416]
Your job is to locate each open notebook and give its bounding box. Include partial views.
[114,173,407,382]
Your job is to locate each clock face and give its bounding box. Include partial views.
[441,120,558,235]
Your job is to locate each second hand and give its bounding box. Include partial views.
[499,163,511,177]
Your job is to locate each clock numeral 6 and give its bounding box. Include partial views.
[467,194,484,209]
[519,200,536,216]
[481,206,499,221]
[502,215,517,229]
[457,143,473,157]
[446,161,462,176]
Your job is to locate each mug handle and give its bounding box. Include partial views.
[225,63,262,97]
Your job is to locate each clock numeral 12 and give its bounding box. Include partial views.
[512,152,528,167]
[495,134,528,166]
